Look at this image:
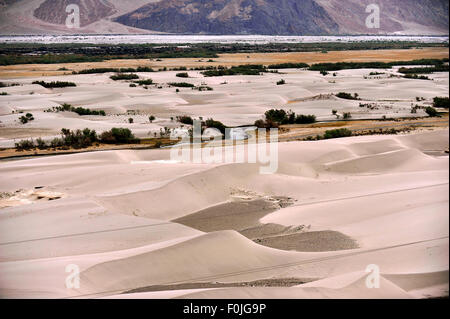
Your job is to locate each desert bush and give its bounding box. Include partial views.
[336,92,359,100]
[323,128,352,139]
[267,63,309,69]
[176,72,189,78]
[19,113,34,124]
[110,73,139,81]
[15,139,35,151]
[433,97,449,108]
[177,115,194,125]
[168,82,195,88]
[100,128,138,144]
[32,81,76,88]
[295,114,316,124]
[36,138,47,149]
[205,118,226,134]
[425,107,439,117]
[149,115,156,123]
[276,79,286,85]
[134,79,153,85]
[265,109,288,124]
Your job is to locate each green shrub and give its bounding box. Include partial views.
[277,79,286,85]
[205,118,226,134]
[36,138,47,149]
[343,112,352,119]
[267,63,309,69]
[265,109,287,124]
[110,73,139,81]
[295,114,316,124]
[134,79,153,85]
[176,72,189,78]
[433,97,450,108]
[32,81,76,88]
[15,139,35,151]
[100,128,138,144]
[425,107,439,117]
[168,82,195,88]
[177,115,194,125]
[336,92,359,100]
[324,128,352,139]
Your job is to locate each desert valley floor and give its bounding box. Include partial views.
[0,49,448,299]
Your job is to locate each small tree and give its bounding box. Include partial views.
[149,115,156,123]
[128,118,134,124]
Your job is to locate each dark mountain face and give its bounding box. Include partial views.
[114,0,340,35]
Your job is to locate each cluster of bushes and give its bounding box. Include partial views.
[202,65,267,77]
[110,73,139,81]
[19,113,34,124]
[0,92,8,95]
[177,115,194,125]
[323,128,353,139]
[433,97,449,108]
[176,72,189,78]
[204,118,227,134]
[72,107,106,116]
[308,58,448,72]
[425,107,439,117]
[168,82,195,88]
[267,63,309,69]
[15,128,139,151]
[0,54,105,66]
[32,81,76,88]
[0,82,20,88]
[398,65,449,74]
[276,79,286,85]
[77,66,154,74]
[403,74,430,80]
[195,85,213,91]
[15,128,98,150]
[336,92,360,100]
[45,103,106,116]
[255,109,316,128]
[99,128,139,144]
[134,79,153,86]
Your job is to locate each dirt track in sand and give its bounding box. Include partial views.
[0,47,448,78]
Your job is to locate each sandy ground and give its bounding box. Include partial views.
[0,49,448,299]
[0,129,448,299]
[0,55,448,148]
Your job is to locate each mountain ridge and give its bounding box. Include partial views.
[0,0,448,35]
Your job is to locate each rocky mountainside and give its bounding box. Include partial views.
[0,0,448,35]
[115,0,340,35]
[33,0,116,27]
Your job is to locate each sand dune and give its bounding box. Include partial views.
[0,129,448,299]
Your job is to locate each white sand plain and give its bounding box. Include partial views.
[0,128,448,299]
